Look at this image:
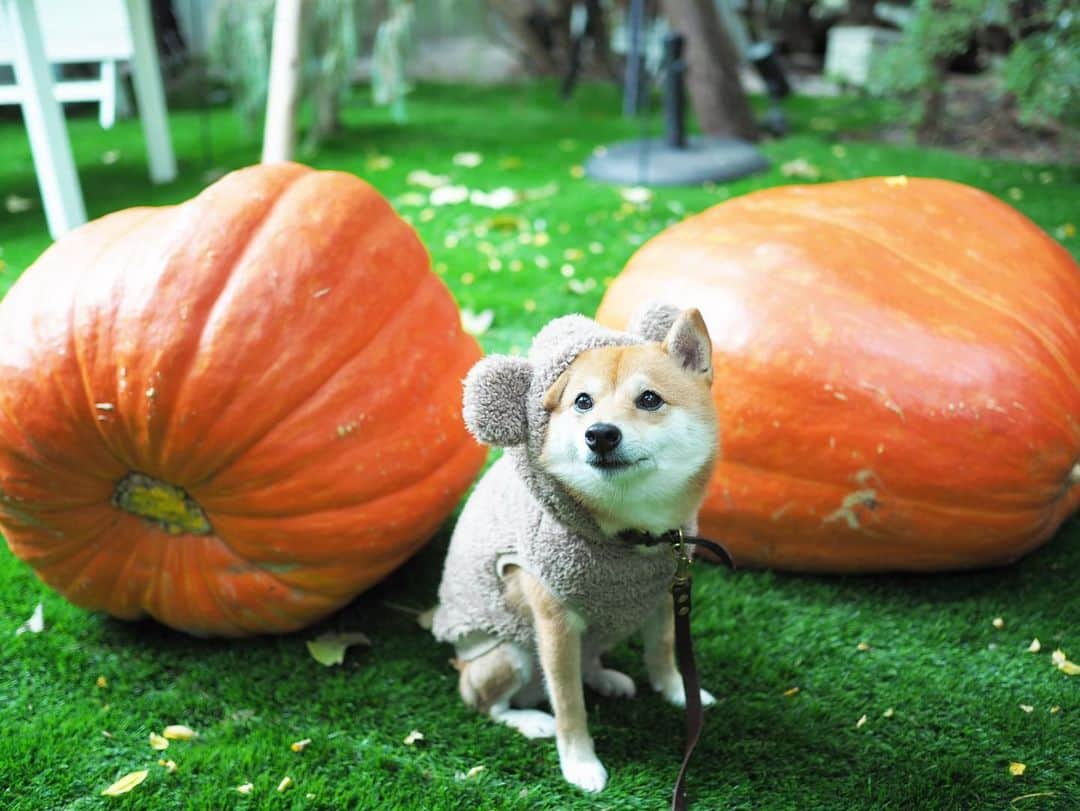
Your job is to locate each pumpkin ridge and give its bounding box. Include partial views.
[715,455,1064,517]
[67,209,167,474]
[178,204,420,488]
[198,281,470,506]
[152,168,317,477]
[740,200,1080,395]
[191,264,440,492]
[205,405,479,523]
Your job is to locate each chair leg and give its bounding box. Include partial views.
[99,60,116,129]
[2,0,86,238]
[124,0,176,183]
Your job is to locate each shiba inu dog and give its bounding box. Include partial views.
[430,305,718,792]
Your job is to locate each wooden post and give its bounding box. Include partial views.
[2,0,86,238]
[262,0,303,164]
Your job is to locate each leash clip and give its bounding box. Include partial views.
[670,529,692,585]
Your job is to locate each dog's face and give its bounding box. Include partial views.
[539,310,718,537]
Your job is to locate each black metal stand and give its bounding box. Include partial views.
[586,32,769,187]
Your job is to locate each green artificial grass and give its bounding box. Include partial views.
[1,82,1078,810]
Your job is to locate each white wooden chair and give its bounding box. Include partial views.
[0,0,176,238]
[0,0,133,128]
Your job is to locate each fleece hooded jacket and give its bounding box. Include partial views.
[431,306,691,661]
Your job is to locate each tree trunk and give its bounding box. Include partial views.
[660,0,757,141]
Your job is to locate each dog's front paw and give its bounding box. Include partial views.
[559,745,608,793]
[586,668,636,699]
[494,708,557,739]
[653,674,716,708]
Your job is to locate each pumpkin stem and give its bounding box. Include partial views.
[112,472,212,536]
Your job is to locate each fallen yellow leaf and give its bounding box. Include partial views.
[1050,706,1061,714]
[306,631,371,667]
[236,782,254,794]
[1009,762,1026,776]
[1051,649,1079,674]
[883,708,895,718]
[992,617,1005,630]
[96,676,108,689]
[465,765,485,779]
[101,769,149,796]
[149,732,169,750]
[1019,705,1034,714]
[783,686,800,697]
[291,738,312,753]
[163,724,198,740]
[856,714,868,729]
[403,730,424,746]
[277,776,292,792]
[1028,639,1041,653]
[856,642,871,652]
[158,759,177,773]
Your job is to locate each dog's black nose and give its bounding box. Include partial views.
[585,423,622,453]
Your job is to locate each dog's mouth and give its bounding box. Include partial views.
[586,453,643,474]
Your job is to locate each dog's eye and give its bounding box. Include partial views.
[636,390,664,411]
[574,393,593,412]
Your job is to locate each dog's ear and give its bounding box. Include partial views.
[628,302,681,342]
[662,309,713,383]
[542,367,570,411]
[463,355,534,447]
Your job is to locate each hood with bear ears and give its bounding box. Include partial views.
[461,303,683,541]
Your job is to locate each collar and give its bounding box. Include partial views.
[618,528,736,570]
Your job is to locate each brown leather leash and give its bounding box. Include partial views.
[621,529,736,811]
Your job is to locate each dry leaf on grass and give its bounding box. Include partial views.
[277,776,292,792]
[430,185,469,206]
[780,159,821,181]
[236,782,254,794]
[1051,649,1080,675]
[456,765,486,781]
[403,730,424,746]
[1028,639,1041,653]
[96,676,108,689]
[1019,704,1034,714]
[470,188,517,209]
[101,769,149,796]
[306,631,371,667]
[5,194,33,213]
[291,738,312,753]
[15,603,44,636]
[163,724,198,740]
[856,642,871,652]
[1008,762,1026,776]
[158,759,177,773]
[461,309,494,337]
[619,186,652,205]
[883,708,895,718]
[149,732,169,750]
[783,686,800,697]
[453,152,483,168]
[407,170,449,189]
[856,714,868,729]
[993,617,1005,630]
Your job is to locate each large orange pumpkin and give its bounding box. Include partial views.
[598,177,1080,571]
[0,163,485,635]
